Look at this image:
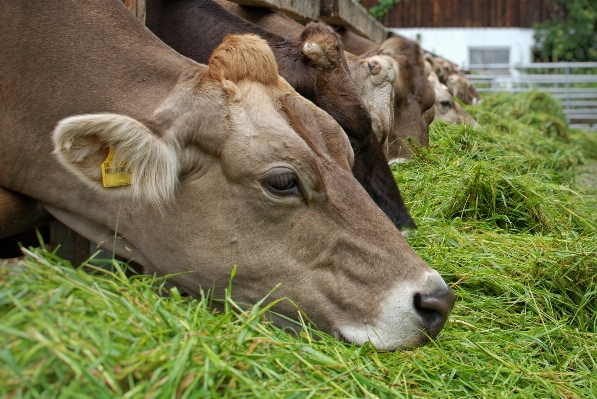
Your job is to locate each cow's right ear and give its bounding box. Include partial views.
[52,114,179,206]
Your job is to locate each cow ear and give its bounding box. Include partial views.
[302,41,323,62]
[367,58,382,75]
[52,114,179,206]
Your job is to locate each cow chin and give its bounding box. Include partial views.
[333,271,454,351]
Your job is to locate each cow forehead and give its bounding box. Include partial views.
[229,81,351,167]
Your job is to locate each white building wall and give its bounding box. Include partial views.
[389,27,535,69]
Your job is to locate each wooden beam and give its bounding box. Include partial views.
[226,0,320,22]
[320,0,388,44]
[0,188,54,240]
[0,190,103,266]
[50,221,91,267]
[122,0,146,24]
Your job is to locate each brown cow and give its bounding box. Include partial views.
[372,36,436,162]
[147,0,416,230]
[345,52,397,145]
[1,0,454,349]
[446,72,481,105]
[429,74,479,126]
[425,53,480,105]
[340,29,437,161]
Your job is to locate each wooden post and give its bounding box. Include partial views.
[320,0,388,44]
[0,188,90,265]
[0,188,54,240]
[122,0,146,24]
[50,221,91,266]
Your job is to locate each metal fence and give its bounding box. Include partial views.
[466,62,597,130]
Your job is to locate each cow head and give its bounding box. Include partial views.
[429,74,479,126]
[446,72,480,105]
[283,22,373,149]
[378,37,436,162]
[345,53,397,146]
[52,34,453,350]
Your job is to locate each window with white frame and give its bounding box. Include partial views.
[469,48,510,67]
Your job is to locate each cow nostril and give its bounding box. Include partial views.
[413,288,455,338]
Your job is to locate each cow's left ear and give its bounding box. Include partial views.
[53,114,179,206]
[302,41,324,62]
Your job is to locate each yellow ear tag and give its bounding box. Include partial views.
[101,146,133,188]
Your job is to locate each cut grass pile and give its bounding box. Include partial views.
[2,91,597,398]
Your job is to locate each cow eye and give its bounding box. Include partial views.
[440,100,451,108]
[263,172,300,196]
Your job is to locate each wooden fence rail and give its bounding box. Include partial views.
[223,0,389,43]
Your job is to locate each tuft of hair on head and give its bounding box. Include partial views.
[300,22,341,52]
[209,34,279,86]
[301,22,339,41]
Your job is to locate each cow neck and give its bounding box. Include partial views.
[0,0,202,195]
[394,40,435,111]
[146,0,286,65]
[268,39,316,102]
[11,0,197,121]
[338,28,381,57]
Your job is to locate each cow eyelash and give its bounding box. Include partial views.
[263,172,300,197]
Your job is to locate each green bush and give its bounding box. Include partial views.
[533,0,597,62]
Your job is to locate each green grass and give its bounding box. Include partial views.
[2,91,597,398]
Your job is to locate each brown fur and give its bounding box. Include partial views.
[209,34,278,85]
[279,94,354,172]
[214,0,304,37]
[338,27,381,56]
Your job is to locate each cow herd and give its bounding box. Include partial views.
[0,0,484,350]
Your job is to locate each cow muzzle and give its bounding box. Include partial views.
[413,287,455,339]
[334,270,454,351]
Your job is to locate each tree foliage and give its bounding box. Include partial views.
[358,0,409,21]
[533,0,597,62]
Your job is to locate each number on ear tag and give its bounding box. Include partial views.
[101,146,133,187]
